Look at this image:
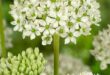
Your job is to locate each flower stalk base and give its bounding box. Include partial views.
[0,0,6,57]
[53,33,59,75]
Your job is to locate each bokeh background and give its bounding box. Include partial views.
[1,0,110,75]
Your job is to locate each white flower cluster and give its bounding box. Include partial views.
[10,0,101,45]
[91,25,110,70]
[0,21,13,57]
[41,54,91,75]
[0,47,46,75]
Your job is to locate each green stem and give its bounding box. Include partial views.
[53,33,59,75]
[0,0,6,57]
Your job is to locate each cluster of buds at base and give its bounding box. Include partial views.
[0,47,46,75]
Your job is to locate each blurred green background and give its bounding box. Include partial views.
[1,0,110,75]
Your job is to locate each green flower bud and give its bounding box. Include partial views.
[29,71,34,75]
[21,51,26,58]
[34,48,39,56]
[0,47,46,75]
[7,52,13,59]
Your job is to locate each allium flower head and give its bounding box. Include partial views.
[41,54,91,75]
[0,47,46,75]
[91,25,110,70]
[10,0,101,45]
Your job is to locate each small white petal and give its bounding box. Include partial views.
[100,62,107,70]
[73,31,80,37]
[53,22,58,28]
[39,20,46,26]
[46,17,52,24]
[49,10,56,18]
[59,21,66,26]
[14,26,19,31]
[30,33,35,40]
[65,37,70,44]
[42,41,47,45]
[36,31,41,36]
[71,37,76,44]
[50,29,55,35]
[44,30,49,35]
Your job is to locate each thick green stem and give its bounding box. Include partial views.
[0,0,6,57]
[53,33,59,75]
